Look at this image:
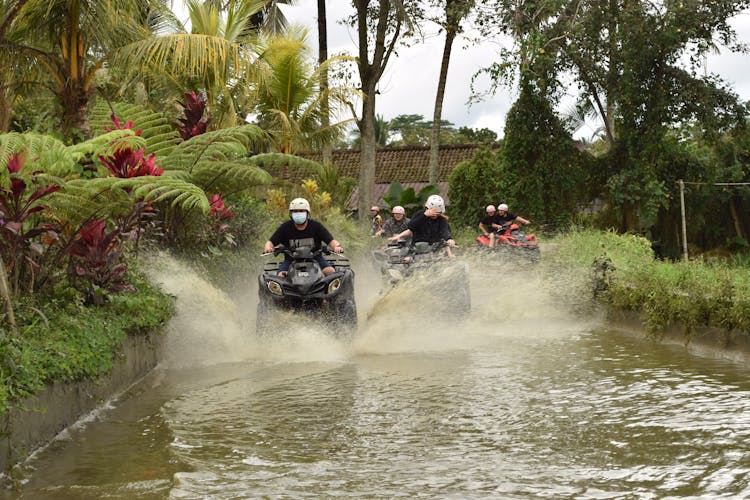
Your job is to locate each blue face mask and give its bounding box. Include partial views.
[291,212,308,225]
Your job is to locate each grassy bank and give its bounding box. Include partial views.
[547,229,750,339]
[0,271,173,415]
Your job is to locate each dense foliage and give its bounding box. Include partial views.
[0,272,173,415]
[447,148,505,228]
[501,84,588,227]
[550,229,750,339]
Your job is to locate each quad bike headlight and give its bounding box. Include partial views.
[327,278,342,294]
[267,280,283,296]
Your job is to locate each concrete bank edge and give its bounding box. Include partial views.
[606,308,750,365]
[0,330,164,474]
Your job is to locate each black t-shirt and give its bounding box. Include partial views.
[269,219,334,251]
[407,209,452,243]
[481,214,500,228]
[497,212,517,224]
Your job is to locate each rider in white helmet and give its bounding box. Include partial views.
[495,202,530,230]
[375,205,411,237]
[388,194,456,256]
[263,198,343,277]
[479,204,500,248]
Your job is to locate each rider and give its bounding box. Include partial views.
[479,204,501,248]
[369,205,383,235]
[263,198,343,277]
[375,205,410,237]
[388,195,456,257]
[495,203,530,233]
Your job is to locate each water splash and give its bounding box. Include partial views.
[144,247,600,368]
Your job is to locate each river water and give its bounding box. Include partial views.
[5,255,750,499]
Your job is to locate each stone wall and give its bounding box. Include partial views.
[606,308,750,365]
[0,330,164,473]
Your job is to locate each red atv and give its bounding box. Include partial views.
[476,223,541,261]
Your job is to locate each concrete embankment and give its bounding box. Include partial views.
[606,308,750,365]
[0,331,164,474]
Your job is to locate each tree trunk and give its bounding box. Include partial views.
[353,0,404,223]
[0,254,16,331]
[0,90,11,132]
[358,83,377,221]
[729,196,745,242]
[429,26,457,185]
[60,81,91,141]
[622,201,638,232]
[317,0,332,165]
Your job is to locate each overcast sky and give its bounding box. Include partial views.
[280,2,750,140]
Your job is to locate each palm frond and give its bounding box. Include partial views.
[46,178,135,225]
[0,132,77,178]
[128,176,210,212]
[249,152,323,179]
[191,159,273,193]
[161,125,267,172]
[68,129,147,160]
[89,101,182,157]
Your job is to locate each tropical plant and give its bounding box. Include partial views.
[0,151,61,295]
[177,91,212,140]
[0,0,167,140]
[106,0,272,130]
[382,182,440,217]
[67,219,132,306]
[252,27,358,154]
[314,162,356,210]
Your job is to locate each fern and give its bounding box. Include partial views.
[89,101,182,157]
[47,179,135,224]
[190,159,273,194]
[249,152,323,177]
[162,125,267,173]
[0,132,78,180]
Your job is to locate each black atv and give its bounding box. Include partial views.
[372,239,471,316]
[257,245,357,338]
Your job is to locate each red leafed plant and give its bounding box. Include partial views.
[208,193,236,246]
[104,114,142,136]
[177,91,211,140]
[98,147,163,178]
[67,219,134,305]
[209,193,235,219]
[0,151,61,294]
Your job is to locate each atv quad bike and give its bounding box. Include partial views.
[476,222,540,262]
[372,239,471,317]
[257,245,357,338]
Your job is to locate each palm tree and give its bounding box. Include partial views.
[428,0,473,184]
[252,27,358,154]
[110,0,270,130]
[0,0,164,140]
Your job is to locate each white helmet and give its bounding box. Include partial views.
[392,206,405,215]
[498,203,509,212]
[486,205,496,213]
[289,198,311,212]
[425,194,445,213]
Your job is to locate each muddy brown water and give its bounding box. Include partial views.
[4,255,750,499]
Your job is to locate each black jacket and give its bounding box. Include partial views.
[407,209,452,244]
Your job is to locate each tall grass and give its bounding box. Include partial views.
[548,229,750,338]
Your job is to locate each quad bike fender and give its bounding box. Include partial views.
[258,269,353,301]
